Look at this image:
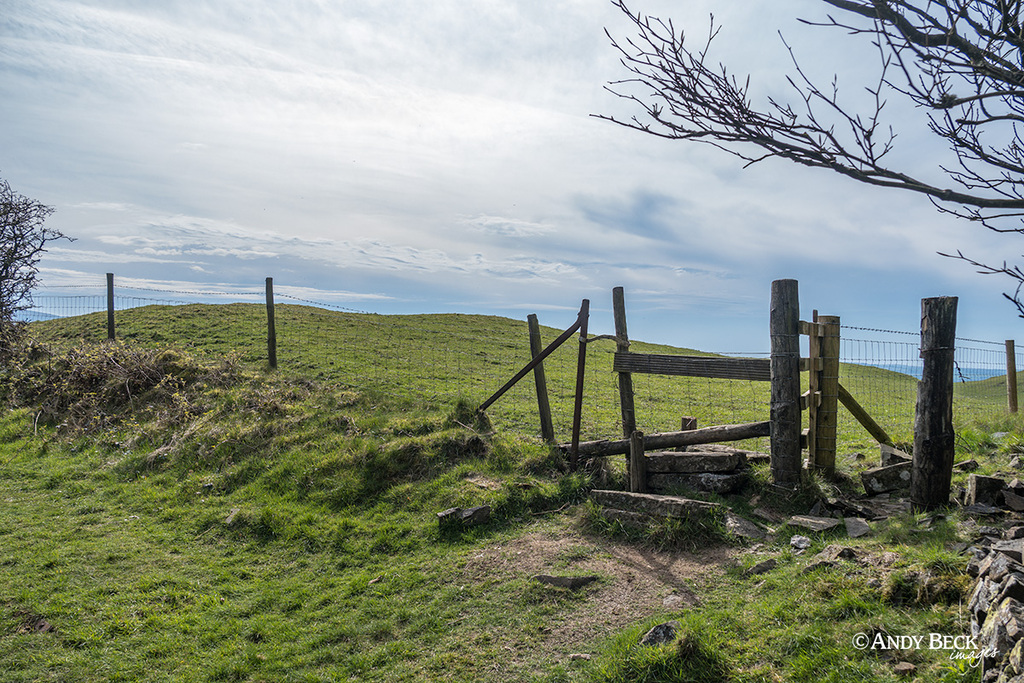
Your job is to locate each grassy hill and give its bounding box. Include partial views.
[0,304,1007,682]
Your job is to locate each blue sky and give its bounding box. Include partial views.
[2,0,1021,352]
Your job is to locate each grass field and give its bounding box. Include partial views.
[0,303,1014,682]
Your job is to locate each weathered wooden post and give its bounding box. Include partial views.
[265,277,278,369]
[770,279,801,488]
[1007,340,1018,414]
[814,315,841,476]
[911,297,958,511]
[106,272,115,341]
[527,314,555,443]
[569,299,590,471]
[612,287,636,440]
[629,430,647,493]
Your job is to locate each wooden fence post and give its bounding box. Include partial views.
[570,299,590,471]
[629,430,647,493]
[527,314,555,443]
[612,287,636,440]
[1008,340,1018,414]
[806,310,820,467]
[911,296,958,511]
[814,315,841,477]
[106,272,115,341]
[770,279,801,489]
[265,277,278,369]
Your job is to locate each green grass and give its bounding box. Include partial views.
[0,304,1010,681]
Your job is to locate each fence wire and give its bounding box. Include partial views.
[20,283,1023,452]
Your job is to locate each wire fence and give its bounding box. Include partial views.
[20,279,1024,452]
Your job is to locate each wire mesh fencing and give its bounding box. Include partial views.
[20,278,1024,450]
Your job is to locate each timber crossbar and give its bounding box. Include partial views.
[561,420,771,458]
[613,353,770,381]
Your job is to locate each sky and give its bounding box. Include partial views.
[2,0,1023,353]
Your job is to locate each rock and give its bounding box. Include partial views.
[1013,456,1024,470]
[993,540,1024,563]
[791,535,812,550]
[639,621,679,647]
[662,593,700,610]
[816,545,859,562]
[955,459,981,472]
[533,575,599,590]
[1006,490,1024,512]
[567,653,591,661]
[460,505,491,526]
[725,513,770,541]
[861,462,912,495]
[880,443,912,466]
[1008,527,1024,540]
[801,560,838,574]
[980,526,1005,538]
[969,475,1007,506]
[893,661,916,676]
[847,452,866,461]
[436,505,491,532]
[787,515,841,532]
[225,508,241,525]
[979,597,1024,670]
[744,558,777,576]
[845,517,872,538]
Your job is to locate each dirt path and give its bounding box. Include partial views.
[460,524,736,677]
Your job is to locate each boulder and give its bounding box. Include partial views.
[639,621,679,647]
[968,475,1007,506]
[860,462,912,495]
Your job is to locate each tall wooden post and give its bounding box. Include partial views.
[265,277,278,369]
[612,287,636,440]
[527,314,555,443]
[106,272,115,341]
[1007,340,1018,414]
[806,310,820,468]
[814,315,841,477]
[569,299,590,471]
[911,297,958,511]
[770,279,801,489]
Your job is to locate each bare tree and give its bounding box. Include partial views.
[599,0,1024,314]
[0,175,67,347]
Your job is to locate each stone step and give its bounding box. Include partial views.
[589,489,721,518]
[644,451,746,474]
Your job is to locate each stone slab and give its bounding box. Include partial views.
[787,515,841,532]
[589,490,720,518]
[860,461,912,495]
[646,472,747,495]
[644,451,746,474]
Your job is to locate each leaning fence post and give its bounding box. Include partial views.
[1007,340,1018,414]
[527,314,555,443]
[770,279,801,489]
[911,296,958,511]
[265,277,278,369]
[106,272,115,341]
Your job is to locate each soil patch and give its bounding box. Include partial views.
[460,525,735,675]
